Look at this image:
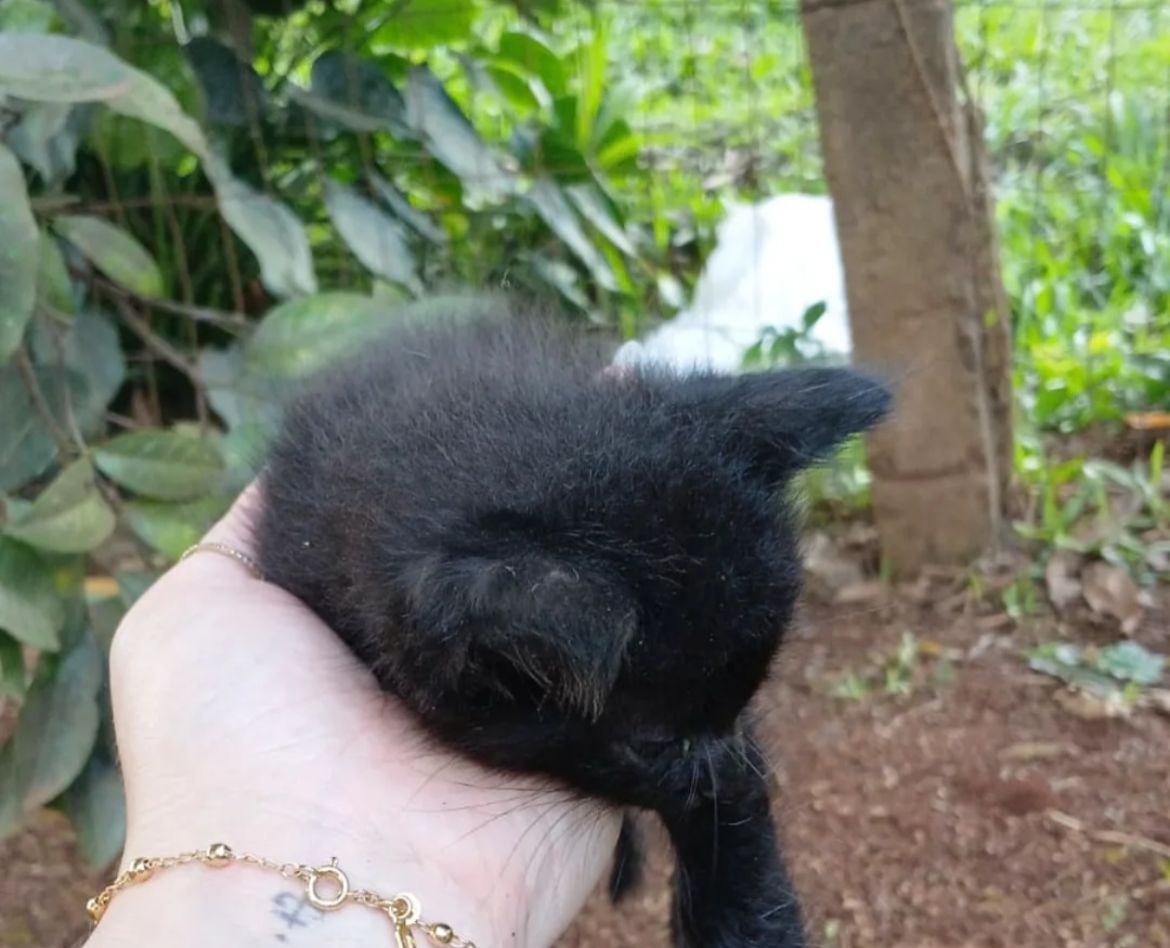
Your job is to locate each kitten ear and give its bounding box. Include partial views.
[675,366,892,479]
[403,550,636,718]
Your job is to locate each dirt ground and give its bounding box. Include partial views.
[5,579,1169,948]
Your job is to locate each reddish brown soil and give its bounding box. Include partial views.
[6,593,1169,948]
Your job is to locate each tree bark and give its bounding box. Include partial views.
[801,0,1013,573]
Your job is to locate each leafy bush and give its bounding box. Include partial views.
[0,0,665,862]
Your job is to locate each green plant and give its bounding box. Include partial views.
[0,0,661,863]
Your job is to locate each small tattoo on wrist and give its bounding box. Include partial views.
[271,890,324,942]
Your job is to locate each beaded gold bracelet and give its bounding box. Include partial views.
[86,842,476,947]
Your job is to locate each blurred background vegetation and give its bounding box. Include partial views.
[0,0,1166,873]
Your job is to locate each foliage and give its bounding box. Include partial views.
[0,0,658,863]
[1028,640,1164,702]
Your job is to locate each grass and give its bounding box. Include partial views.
[598,0,1170,568]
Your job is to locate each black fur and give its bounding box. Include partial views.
[255,308,890,946]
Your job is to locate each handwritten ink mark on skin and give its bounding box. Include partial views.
[272,891,323,941]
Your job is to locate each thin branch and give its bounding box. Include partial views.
[14,348,76,459]
[90,275,250,332]
[108,296,206,391]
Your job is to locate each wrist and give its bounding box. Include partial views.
[85,825,502,948]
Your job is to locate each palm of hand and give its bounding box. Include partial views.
[109,488,618,946]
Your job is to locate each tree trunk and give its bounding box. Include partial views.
[801,0,1013,574]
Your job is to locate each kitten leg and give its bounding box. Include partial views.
[607,813,644,903]
[662,747,804,948]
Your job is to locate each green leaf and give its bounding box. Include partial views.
[204,158,317,298]
[298,51,408,135]
[0,144,39,362]
[0,630,102,838]
[59,753,125,869]
[0,32,129,102]
[324,180,420,293]
[184,36,267,128]
[124,494,230,561]
[198,344,285,433]
[369,172,446,244]
[497,30,566,97]
[567,183,637,256]
[0,361,89,492]
[1094,641,1164,686]
[94,429,224,501]
[574,23,607,151]
[0,537,64,649]
[372,0,477,50]
[53,215,163,299]
[115,569,159,609]
[36,230,75,320]
[526,178,617,291]
[28,309,125,435]
[245,292,397,378]
[0,0,57,32]
[404,66,511,203]
[3,458,114,553]
[0,631,25,701]
[6,100,84,183]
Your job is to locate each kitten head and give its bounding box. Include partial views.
[398,362,891,781]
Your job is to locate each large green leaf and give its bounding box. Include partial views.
[372,0,477,50]
[0,33,129,102]
[0,0,57,32]
[28,309,125,435]
[497,31,566,97]
[53,215,163,298]
[324,180,420,293]
[0,630,102,838]
[124,494,230,561]
[0,361,90,492]
[59,753,125,869]
[568,182,637,256]
[245,292,397,378]
[199,344,285,433]
[404,66,511,203]
[526,178,617,291]
[3,458,115,553]
[298,51,408,135]
[204,157,317,299]
[5,100,84,183]
[0,144,39,361]
[94,429,224,501]
[0,537,64,650]
[184,36,267,128]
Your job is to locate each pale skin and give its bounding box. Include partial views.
[85,484,620,948]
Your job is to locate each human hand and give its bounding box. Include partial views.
[87,484,619,948]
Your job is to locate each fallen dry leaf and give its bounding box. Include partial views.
[1144,688,1170,718]
[1124,411,1170,431]
[803,531,866,593]
[1081,561,1143,634]
[999,740,1076,762]
[1053,686,1132,720]
[835,580,889,605]
[1044,550,1083,611]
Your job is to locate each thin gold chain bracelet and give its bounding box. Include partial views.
[85,842,476,948]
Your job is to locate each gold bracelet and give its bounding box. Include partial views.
[86,842,476,947]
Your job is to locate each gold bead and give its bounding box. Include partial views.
[86,897,104,922]
[206,842,234,866]
[430,923,455,944]
[127,857,153,880]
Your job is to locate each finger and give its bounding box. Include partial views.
[169,481,265,583]
[202,480,263,557]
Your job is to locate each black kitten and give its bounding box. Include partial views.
[256,308,890,947]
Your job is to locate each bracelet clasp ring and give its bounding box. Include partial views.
[304,858,350,911]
